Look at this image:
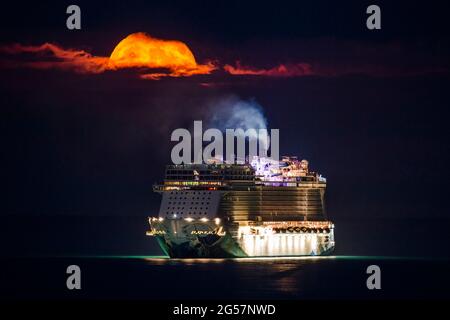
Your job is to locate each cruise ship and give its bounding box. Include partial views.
[146,156,335,258]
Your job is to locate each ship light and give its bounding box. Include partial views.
[214,218,221,225]
[185,217,194,222]
[200,217,209,222]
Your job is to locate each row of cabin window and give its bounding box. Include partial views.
[170,191,212,195]
[167,207,208,210]
[165,212,208,215]
[167,170,250,175]
[166,176,252,180]
[168,202,210,205]
[169,197,211,200]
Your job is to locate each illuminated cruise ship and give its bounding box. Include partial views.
[146,156,335,258]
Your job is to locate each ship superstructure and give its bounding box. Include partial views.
[147,156,335,258]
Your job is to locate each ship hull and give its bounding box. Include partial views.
[148,219,335,258]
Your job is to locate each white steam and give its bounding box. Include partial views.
[207,96,270,161]
[208,96,268,131]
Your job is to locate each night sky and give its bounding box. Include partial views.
[1,1,450,257]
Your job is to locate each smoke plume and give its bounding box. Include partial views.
[207,96,267,131]
[206,96,270,158]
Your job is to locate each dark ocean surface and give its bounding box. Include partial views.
[2,216,450,299]
[2,256,450,300]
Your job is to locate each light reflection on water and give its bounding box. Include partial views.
[140,255,422,264]
[138,255,437,296]
[141,256,338,268]
[79,254,437,262]
[139,256,342,295]
[54,254,450,299]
